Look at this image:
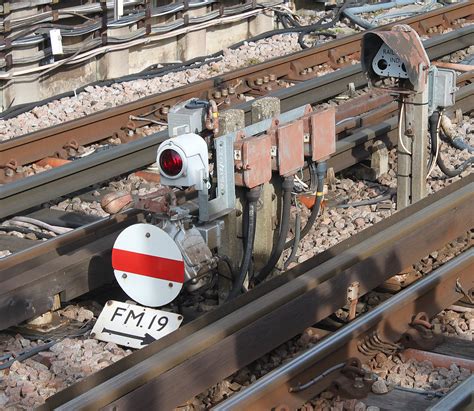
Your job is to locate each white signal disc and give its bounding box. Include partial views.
[112,223,185,307]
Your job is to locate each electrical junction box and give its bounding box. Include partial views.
[234,132,272,188]
[168,99,206,137]
[304,107,336,161]
[196,220,224,250]
[270,119,305,177]
[428,67,456,115]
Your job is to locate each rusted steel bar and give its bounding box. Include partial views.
[41,176,473,411]
[0,79,471,219]
[214,250,474,410]
[433,61,474,72]
[0,210,143,330]
[1,4,472,170]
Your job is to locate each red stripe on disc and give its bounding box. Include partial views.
[112,248,184,283]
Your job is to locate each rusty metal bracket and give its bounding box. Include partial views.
[286,61,321,82]
[362,24,430,93]
[144,0,151,35]
[358,331,401,357]
[246,74,283,96]
[134,188,177,215]
[331,358,373,399]
[100,0,108,45]
[209,88,243,107]
[400,312,443,350]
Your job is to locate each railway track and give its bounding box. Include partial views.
[0,75,471,331]
[1,27,473,218]
[0,2,472,218]
[0,6,472,408]
[214,250,474,410]
[36,175,473,410]
[0,209,143,330]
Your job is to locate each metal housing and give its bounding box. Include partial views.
[362,24,430,92]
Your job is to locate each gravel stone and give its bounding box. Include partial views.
[371,379,389,394]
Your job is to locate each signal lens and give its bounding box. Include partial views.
[159,149,183,177]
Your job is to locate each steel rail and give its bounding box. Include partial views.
[39,175,473,411]
[0,209,143,330]
[0,32,474,218]
[1,68,471,219]
[213,250,474,410]
[0,3,472,170]
[330,79,473,171]
[1,79,469,330]
[429,374,474,411]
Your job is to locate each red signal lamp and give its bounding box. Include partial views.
[159,149,184,177]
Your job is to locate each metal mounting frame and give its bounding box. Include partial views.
[198,133,236,222]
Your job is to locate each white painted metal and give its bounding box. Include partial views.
[114,0,123,20]
[157,133,209,190]
[112,223,184,307]
[92,300,183,349]
[50,29,63,55]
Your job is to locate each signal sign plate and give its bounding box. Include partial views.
[92,300,183,349]
[112,223,185,307]
[372,43,409,79]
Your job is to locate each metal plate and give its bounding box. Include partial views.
[112,223,185,307]
[372,43,409,79]
[92,300,183,349]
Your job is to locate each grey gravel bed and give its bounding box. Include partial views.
[1,10,471,142]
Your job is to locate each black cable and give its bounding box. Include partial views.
[285,14,302,28]
[285,161,326,250]
[427,115,437,173]
[283,204,301,270]
[0,321,93,370]
[437,115,474,153]
[276,11,301,29]
[253,176,294,285]
[227,186,261,299]
[0,340,57,370]
[334,191,394,208]
[430,112,473,178]
[298,31,337,49]
[298,0,351,49]
[450,137,474,153]
[276,11,293,29]
[217,254,236,280]
[1,8,340,118]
